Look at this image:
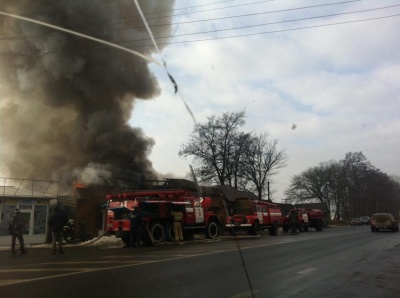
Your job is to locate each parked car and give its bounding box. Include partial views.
[350,218,361,226]
[370,213,399,232]
[359,216,370,225]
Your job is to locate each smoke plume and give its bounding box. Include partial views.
[0,0,176,190]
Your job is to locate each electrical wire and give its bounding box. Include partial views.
[133,0,198,127]
[106,0,274,25]
[1,3,399,55]
[116,4,400,44]
[124,12,400,47]
[110,0,362,29]
[0,0,362,39]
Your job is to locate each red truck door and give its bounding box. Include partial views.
[258,206,267,224]
[194,199,205,223]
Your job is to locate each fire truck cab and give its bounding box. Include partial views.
[225,198,283,236]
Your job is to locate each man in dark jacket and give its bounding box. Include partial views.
[48,206,68,254]
[8,209,28,254]
[129,208,142,247]
[289,210,299,235]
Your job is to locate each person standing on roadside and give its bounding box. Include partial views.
[171,205,184,242]
[129,208,142,247]
[8,209,28,255]
[48,206,68,254]
[289,210,298,235]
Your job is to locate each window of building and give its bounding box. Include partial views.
[0,205,17,236]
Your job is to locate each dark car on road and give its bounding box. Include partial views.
[350,218,361,226]
[359,216,370,225]
[370,213,399,232]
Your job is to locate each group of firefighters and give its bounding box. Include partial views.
[129,205,184,247]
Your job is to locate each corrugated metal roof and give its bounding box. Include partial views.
[0,186,55,199]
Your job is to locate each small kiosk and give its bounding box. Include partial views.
[0,179,57,246]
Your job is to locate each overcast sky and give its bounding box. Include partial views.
[129,0,400,202]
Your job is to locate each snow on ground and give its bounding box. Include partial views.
[0,234,123,251]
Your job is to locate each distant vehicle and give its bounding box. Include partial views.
[350,218,361,226]
[359,216,370,225]
[225,198,283,236]
[370,213,399,232]
[281,208,325,232]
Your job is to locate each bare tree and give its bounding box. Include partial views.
[285,163,330,204]
[179,111,287,198]
[242,132,288,199]
[285,152,400,221]
[179,110,247,186]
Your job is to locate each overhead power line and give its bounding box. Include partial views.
[113,0,362,29]
[117,4,400,44]
[0,2,399,56]
[1,11,398,57]
[127,0,277,21]
[142,12,400,46]
[0,0,364,41]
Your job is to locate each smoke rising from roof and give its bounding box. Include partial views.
[0,0,176,190]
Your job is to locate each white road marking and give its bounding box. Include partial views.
[0,280,28,286]
[0,268,92,272]
[297,267,317,274]
[0,240,307,287]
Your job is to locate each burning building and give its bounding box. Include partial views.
[0,1,177,241]
[0,0,177,186]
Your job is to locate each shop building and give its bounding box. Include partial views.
[0,179,57,246]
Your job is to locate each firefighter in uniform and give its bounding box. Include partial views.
[171,206,184,242]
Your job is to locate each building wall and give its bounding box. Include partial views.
[75,198,105,240]
[0,198,51,246]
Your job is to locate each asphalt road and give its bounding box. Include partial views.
[1,226,400,298]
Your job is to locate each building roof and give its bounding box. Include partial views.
[214,185,258,202]
[0,186,55,199]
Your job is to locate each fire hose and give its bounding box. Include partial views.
[143,221,171,246]
[78,230,111,246]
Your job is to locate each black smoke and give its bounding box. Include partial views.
[0,0,176,190]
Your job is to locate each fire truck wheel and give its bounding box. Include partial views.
[150,222,165,244]
[316,220,324,231]
[249,221,260,235]
[205,221,218,239]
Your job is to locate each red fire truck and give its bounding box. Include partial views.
[225,198,284,236]
[105,189,220,245]
[281,208,325,233]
